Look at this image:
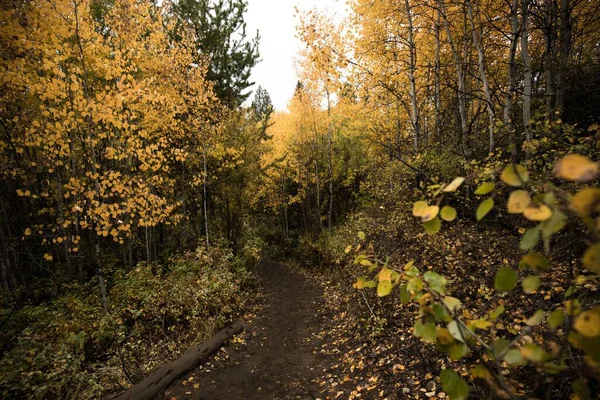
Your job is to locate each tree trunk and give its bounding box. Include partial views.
[504,0,520,159]
[438,0,470,157]
[554,0,571,126]
[202,145,210,250]
[404,0,420,152]
[117,321,246,400]
[522,0,532,142]
[543,0,557,121]
[314,149,321,233]
[0,258,9,292]
[435,10,442,142]
[326,90,333,231]
[281,173,289,239]
[145,225,150,265]
[466,0,495,152]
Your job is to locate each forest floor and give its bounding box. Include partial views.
[163,260,331,400]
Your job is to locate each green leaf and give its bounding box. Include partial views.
[407,277,424,293]
[400,284,410,304]
[423,217,442,235]
[441,206,457,222]
[492,338,510,357]
[519,252,549,271]
[377,280,392,297]
[548,309,565,329]
[433,303,452,322]
[522,275,541,293]
[448,342,468,360]
[443,296,462,312]
[521,343,551,363]
[440,369,470,400]
[489,305,505,320]
[572,378,591,400]
[424,271,447,294]
[540,209,567,239]
[448,320,469,343]
[504,349,524,365]
[520,227,540,250]
[495,267,518,292]
[500,164,529,187]
[357,231,366,240]
[414,320,437,343]
[526,310,545,326]
[476,198,494,221]
[474,182,495,195]
[575,334,600,363]
[564,286,575,299]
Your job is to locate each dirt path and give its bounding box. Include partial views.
[163,260,327,400]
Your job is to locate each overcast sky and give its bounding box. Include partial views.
[244,0,347,111]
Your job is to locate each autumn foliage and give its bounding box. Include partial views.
[1,0,600,398]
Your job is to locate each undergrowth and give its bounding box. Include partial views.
[0,244,256,399]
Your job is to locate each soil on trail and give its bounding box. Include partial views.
[164,260,328,400]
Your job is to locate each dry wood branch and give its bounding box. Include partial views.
[117,321,246,400]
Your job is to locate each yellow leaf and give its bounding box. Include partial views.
[507,190,531,214]
[468,319,491,330]
[574,310,600,337]
[443,177,465,192]
[379,268,393,282]
[571,188,600,215]
[440,206,457,222]
[43,253,53,261]
[421,205,440,222]
[377,280,393,297]
[443,296,462,311]
[523,203,552,221]
[436,328,454,345]
[412,201,428,217]
[555,154,598,181]
[24,228,31,236]
[500,165,529,187]
[583,243,600,274]
[353,277,367,289]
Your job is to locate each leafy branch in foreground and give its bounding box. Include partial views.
[352,154,600,399]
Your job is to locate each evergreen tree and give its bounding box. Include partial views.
[251,85,274,139]
[172,0,260,107]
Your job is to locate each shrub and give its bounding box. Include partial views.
[0,244,253,399]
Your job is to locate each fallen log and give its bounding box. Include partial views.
[116,321,246,400]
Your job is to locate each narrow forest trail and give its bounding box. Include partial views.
[163,261,329,400]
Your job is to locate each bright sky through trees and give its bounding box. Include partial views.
[245,0,347,110]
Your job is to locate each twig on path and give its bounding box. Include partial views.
[360,290,377,320]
